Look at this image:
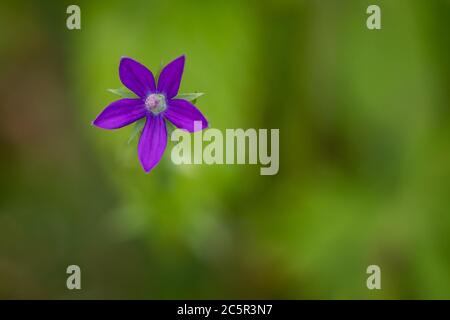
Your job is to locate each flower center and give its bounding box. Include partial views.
[145,94,167,115]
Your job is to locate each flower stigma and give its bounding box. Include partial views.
[145,94,167,115]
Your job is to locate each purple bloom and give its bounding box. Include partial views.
[93,55,208,173]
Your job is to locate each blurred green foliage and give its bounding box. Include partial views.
[0,0,449,299]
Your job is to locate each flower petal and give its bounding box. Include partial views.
[157,55,185,99]
[93,98,146,129]
[165,99,208,132]
[138,115,168,173]
[119,57,156,98]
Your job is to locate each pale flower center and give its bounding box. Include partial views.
[145,94,167,115]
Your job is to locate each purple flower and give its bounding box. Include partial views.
[93,55,208,173]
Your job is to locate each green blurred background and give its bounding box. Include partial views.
[0,0,449,299]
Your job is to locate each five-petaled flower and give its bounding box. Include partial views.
[93,55,208,172]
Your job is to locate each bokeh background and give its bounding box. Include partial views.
[0,0,449,299]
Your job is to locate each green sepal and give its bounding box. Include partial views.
[107,87,137,98]
[127,118,146,144]
[174,92,205,103]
